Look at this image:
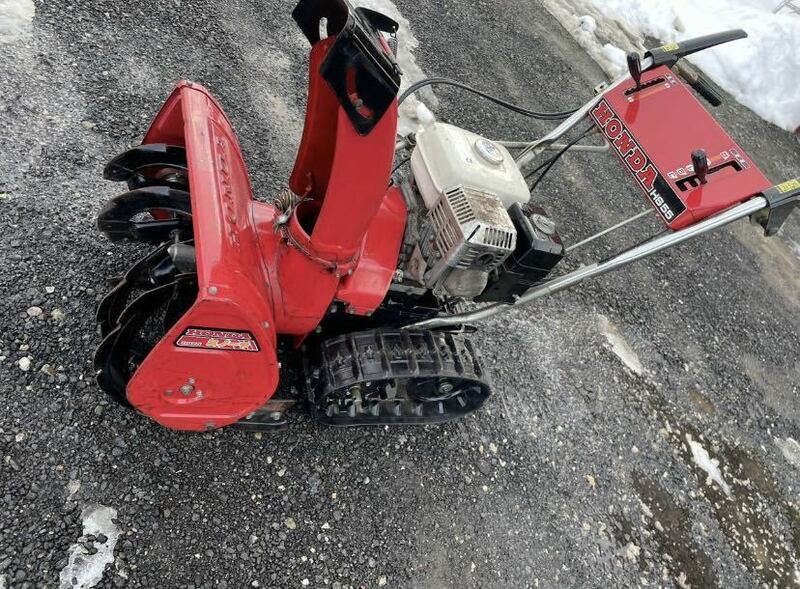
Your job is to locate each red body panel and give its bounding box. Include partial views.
[129,82,280,430]
[593,66,772,230]
[125,36,405,430]
[335,186,407,315]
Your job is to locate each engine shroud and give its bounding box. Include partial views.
[403,122,532,299]
[419,185,516,298]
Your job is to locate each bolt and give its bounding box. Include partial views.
[263,321,270,329]
[315,326,323,333]
[208,286,218,295]
[196,391,204,399]
[270,412,282,421]
[347,269,353,275]
[180,384,194,395]
[188,377,196,385]
[438,382,454,394]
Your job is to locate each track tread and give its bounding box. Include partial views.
[306,329,491,426]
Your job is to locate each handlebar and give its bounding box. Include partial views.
[517,29,748,167]
[639,30,746,107]
[645,29,747,67]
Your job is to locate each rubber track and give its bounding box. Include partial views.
[305,329,492,426]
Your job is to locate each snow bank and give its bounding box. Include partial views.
[544,0,800,133]
[0,0,35,44]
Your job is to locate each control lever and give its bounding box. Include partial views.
[692,149,709,185]
[627,52,642,90]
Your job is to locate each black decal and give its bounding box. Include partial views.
[591,99,687,224]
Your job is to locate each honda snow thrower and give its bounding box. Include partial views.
[94,0,799,431]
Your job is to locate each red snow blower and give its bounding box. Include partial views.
[94,0,799,431]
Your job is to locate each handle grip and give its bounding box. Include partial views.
[646,30,747,67]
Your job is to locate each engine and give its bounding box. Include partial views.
[398,122,564,302]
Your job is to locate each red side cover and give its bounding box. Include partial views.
[592,66,771,230]
[127,82,280,431]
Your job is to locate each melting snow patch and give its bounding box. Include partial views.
[597,314,643,375]
[686,434,731,497]
[0,0,35,44]
[787,237,800,260]
[354,0,437,135]
[775,437,800,469]
[59,505,120,589]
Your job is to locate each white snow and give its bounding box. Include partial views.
[787,236,800,259]
[597,315,644,375]
[775,436,800,469]
[354,0,437,135]
[59,505,121,589]
[0,0,34,44]
[544,0,800,133]
[686,433,732,496]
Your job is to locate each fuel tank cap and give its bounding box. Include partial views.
[473,138,504,165]
[531,213,557,236]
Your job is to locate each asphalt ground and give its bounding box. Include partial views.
[1,0,799,587]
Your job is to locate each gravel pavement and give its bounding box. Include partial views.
[1,0,799,587]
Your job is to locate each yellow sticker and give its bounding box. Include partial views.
[776,179,800,193]
[661,42,680,52]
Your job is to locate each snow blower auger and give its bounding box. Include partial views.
[95,0,800,432]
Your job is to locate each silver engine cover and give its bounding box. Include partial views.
[419,185,516,298]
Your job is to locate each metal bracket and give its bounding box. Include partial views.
[751,178,800,236]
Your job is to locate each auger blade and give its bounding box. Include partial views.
[94,323,129,406]
[162,274,199,332]
[96,243,171,337]
[97,186,192,243]
[97,240,196,336]
[104,144,187,182]
[127,173,188,192]
[94,281,193,407]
